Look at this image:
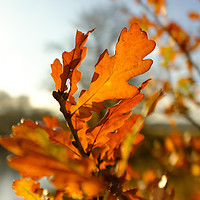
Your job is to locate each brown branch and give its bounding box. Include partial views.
[53,91,87,157]
[185,52,200,76]
[136,1,200,129]
[181,111,200,131]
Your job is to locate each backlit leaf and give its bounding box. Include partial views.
[12,178,44,200]
[51,29,94,96]
[142,90,164,116]
[87,93,144,149]
[0,120,104,197]
[51,59,63,91]
[116,114,144,177]
[70,23,155,114]
[106,114,144,162]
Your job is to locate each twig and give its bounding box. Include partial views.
[138,0,200,77]
[181,111,200,131]
[53,91,87,157]
[136,1,200,129]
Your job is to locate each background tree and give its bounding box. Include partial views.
[115,0,200,199]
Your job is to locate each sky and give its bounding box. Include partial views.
[0,0,97,110]
[0,0,200,111]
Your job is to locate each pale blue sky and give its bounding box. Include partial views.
[0,0,123,110]
[0,0,199,110]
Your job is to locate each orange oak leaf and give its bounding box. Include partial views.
[116,89,164,177]
[116,114,144,177]
[43,116,62,129]
[142,89,164,116]
[86,80,149,158]
[70,23,156,114]
[111,90,163,176]
[90,114,144,170]
[51,29,94,96]
[104,114,144,164]
[72,117,90,152]
[51,58,63,91]
[109,114,144,158]
[54,191,65,200]
[87,93,144,149]
[42,116,81,157]
[12,178,48,200]
[0,120,104,197]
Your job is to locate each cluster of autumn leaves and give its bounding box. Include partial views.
[0,23,167,200]
[1,0,200,199]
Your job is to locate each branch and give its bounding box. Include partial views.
[53,91,87,157]
[138,0,200,77]
[181,111,200,131]
[135,1,200,130]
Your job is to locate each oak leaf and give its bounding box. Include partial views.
[51,59,63,91]
[42,116,81,157]
[142,89,164,116]
[87,93,144,149]
[70,23,155,114]
[51,29,94,97]
[12,178,48,200]
[87,80,150,163]
[0,120,104,197]
[116,90,163,177]
[116,114,144,177]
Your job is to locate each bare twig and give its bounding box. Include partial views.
[181,111,200,131]
[53,91,87,157]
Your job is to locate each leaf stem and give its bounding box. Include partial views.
[53,91,87,157]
